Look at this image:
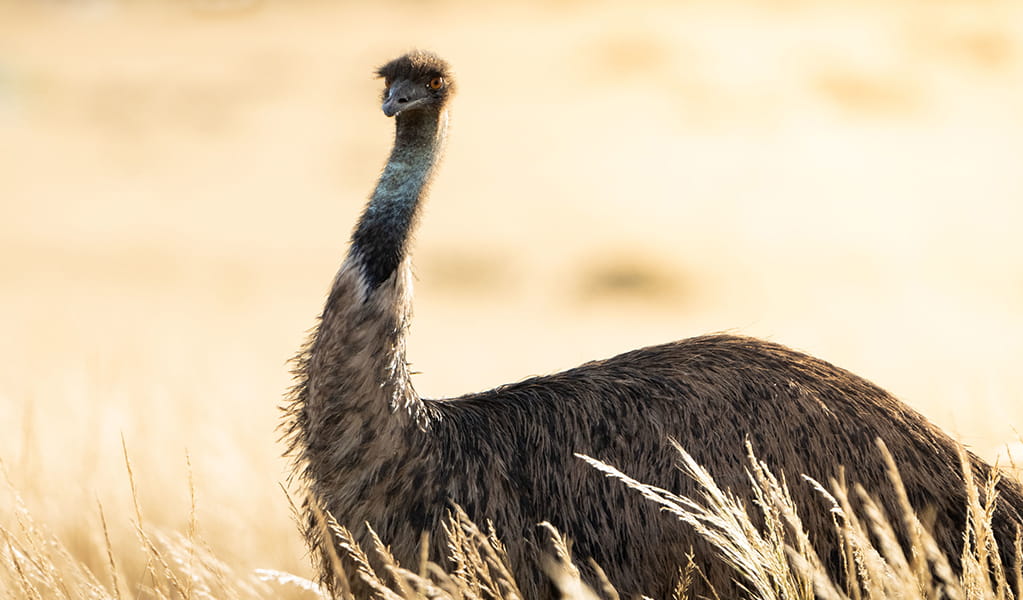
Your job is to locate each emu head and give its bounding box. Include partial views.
[377,50,456,117]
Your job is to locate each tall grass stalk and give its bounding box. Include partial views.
[581,438,1022,600]
[3,441,1021,599]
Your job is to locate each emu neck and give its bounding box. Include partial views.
[298,110,443,459]
[352,109,447,289]
[298,110,445,496]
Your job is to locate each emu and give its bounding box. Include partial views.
[283,50,1023,598]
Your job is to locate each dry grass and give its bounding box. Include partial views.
[5,438,1020,600]
[0,456,319,600]
[583,440,1023,600]
[300,439,1023,600]
[2,0,1023,599]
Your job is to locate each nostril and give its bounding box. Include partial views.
[396,97,409,104]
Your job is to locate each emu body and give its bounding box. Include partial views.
[284,51,1023,599]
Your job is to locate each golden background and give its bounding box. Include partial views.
[2,0,1021,593]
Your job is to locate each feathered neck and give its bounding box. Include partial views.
[351,109,447,290]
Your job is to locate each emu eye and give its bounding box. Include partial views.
[428,77,444,90]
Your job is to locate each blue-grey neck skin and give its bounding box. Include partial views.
[351,109,447,290]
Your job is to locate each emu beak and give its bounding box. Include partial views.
[382,80,429,117]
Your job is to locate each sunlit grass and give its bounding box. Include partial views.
[5,437,1020,600]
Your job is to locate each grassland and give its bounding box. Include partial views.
[1,1,1022,598]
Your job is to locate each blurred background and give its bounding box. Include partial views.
[1,0,1021,594]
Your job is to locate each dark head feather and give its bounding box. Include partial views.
[376,50,454,87]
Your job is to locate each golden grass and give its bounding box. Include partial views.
[1,457,319,600]
[6,438,1019,600]
[590,440,1023,600]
